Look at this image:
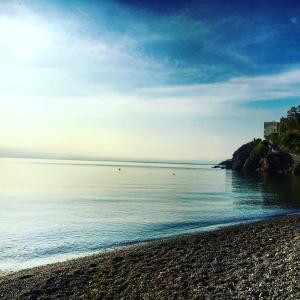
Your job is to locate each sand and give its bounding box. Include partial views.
[1,215,300,299]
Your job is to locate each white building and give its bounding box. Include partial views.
[264,121,279,138]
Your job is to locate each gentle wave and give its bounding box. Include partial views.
[0,158,300,273]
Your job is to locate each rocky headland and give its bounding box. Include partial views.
[218,139,300,174]
[217,105,300,175]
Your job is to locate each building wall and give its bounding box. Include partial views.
[264,122,279,138]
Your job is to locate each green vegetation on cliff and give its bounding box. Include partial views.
[222,138,294,174]
[249,140,271,160]
[219,105,300,174]
[269,105,300,154]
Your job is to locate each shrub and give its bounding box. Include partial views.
[249,141,269,161]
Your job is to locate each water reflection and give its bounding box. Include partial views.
[260,173,300,207]
[231,171,300,208]
[0,158,300,273]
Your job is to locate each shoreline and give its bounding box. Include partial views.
[2,211,299,276]
[1,215,300,299]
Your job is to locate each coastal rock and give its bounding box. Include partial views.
[231,139,261,171]
[221,139,294,174]
[293,163,300,175]
[243,140,270,172]
[243,157,260,172]
[218,159,232,169]
[260,152,293,174]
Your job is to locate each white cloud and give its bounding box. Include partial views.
[0,2,170,99]
[132,69,300,116]
[0,1,299,160]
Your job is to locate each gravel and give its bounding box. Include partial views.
[1,215,300,299]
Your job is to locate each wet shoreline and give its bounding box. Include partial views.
[1,214,300,299]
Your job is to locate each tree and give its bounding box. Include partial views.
[287,106,300,118]
[287,106,297,117]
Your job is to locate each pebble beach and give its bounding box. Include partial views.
[1,215,300,299]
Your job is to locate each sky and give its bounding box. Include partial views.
[0,0,300,161]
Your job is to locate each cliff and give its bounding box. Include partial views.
[268,105,300,155]
[218,105,300,175]
[220,139,296,174]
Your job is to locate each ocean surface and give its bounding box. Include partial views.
[1,157,300,274]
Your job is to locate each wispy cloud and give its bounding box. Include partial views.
[1,0,300,160]
[0,1,171,99]
[131,69,300,116]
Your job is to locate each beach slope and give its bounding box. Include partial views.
[1,215,300,299]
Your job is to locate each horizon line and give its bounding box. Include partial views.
[0,152,219,165]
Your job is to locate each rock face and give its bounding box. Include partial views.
[242,140,270,172]
[293,163,300,175]
[221,139,295,174]
[231,140,259,170]
[218,159,232,169]
[260,152,294,174]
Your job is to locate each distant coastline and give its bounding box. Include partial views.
[0,152,217,166]
[0,156,218,171]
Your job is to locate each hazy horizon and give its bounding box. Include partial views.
[1,0,299,160]
[0,148,217,164]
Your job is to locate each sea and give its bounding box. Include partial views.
[0,157,300,274]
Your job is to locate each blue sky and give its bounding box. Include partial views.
[0,0,300,161]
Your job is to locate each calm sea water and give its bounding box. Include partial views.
[0,158,300,273]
